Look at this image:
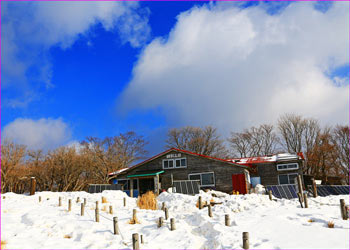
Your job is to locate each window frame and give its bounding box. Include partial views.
[188,172,215,187]
[278,173,298,185]
[276,163,299,171]
[163,158,187,169]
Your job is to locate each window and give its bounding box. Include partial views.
[277,163,299,171]
[175,158,187,168]
[163,158,186,169]
[278,174,298,185]
[188,172,215,187]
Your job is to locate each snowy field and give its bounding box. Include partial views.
[1,190,349,249]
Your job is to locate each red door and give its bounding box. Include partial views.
[232,174,247,194]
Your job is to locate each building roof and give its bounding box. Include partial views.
[226,152,305,166]
[108,148,247,177]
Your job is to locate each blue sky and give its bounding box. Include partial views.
[1,1,349,156]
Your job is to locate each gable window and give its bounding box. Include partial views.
[189,172,215,187]
[163,158,187,169]
[278,173,298,185]
[277,163,299,171]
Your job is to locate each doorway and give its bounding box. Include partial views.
[138,178,155,195]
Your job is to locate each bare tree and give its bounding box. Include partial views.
[228,124,279,157]
[166,126,228,158]
[278,113,306,153]
[332,125,349,184]
[1,140,27,193]
[81,132,148,183]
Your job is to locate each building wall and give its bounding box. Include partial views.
[256,160,304,186]
[116,150,247,193]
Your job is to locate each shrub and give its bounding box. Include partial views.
[101,197,108,203]
[1,240,7,249]
[137,191,157,210]
[308,219,315,223]
[327,221,335,228]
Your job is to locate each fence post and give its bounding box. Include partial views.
[243,232,249,249]
[311,178,317,198]
[113,217,119,235]
[225,214,230,226]
[39,196,42,202]
[161,202,165,211]
[109,205,113,214]
[208,205,213,217]
[297,175,304,201]
[297,193,304,208]
[133,209,137,222]
[68,199,72,212]
[81,203,85,216]
[158,217,163,228]
[340,199,346,220]
[83,198,87,206]
[59,197,62,207]
[76,197,80,203]
[345,205,349,220]
[95,208,100,222]
[132,233,140,250]
[140,235,144,244]
[30,177,36,196]
[164,207,169,220]
[198,196,203,209]
[123,197,126,207]
[303,193,308,208]
[170,218,176,231]
[268,191,272,201]
[96,201,99,210]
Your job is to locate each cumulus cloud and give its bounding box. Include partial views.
[118,2,349,135]
[2,118,72,150]
[1,1,150,106]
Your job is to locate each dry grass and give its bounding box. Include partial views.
[327,221,335,228]
[308,219,315,223]
[128,217,140,224]
[63,235,72,239]
[196,200,207,208]
[101,197,108,203]
[1,240,7,249]
[137,191,157,210]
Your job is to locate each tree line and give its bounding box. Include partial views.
[1,113,349,193]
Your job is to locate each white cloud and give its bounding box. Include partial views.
[2,118,72,150]
[1,1,150,105]
[118,2,349,135]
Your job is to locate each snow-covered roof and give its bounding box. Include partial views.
[227,152,304,166]
[108,168,128,176]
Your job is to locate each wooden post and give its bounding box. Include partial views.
[68,199,72,212]
[76,197,80,203]
[123,197,126,207]
[95,208,100,222]
[109,205,113,214]
[30,177,36,196]
[39,196,42,202]
[198,196,203,209]
[59,197,62,207]
[130,179,134,198]
[83,198,87,206]
[154,175,160,195]
[345,205,349,220]
[340,199,346,220]
[303,193,308,208]
[81,203,85,216]
[164,207,169,220]
[170,218,176,231]
[132,233,140,250]
[161,202,165,211]
[297,175,304,200]
[311,178,317,198]
[208,205,213,217]
[268,191,272,201]
[225,214,230,226]
[113,217,119,235]
[133,209,137,222]
[140,235,144,244]
[243,232,249,249]
[297,193,304,208]
[96,201,99,210]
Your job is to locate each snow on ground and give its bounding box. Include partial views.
[1,190,349,249]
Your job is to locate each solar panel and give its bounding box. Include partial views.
[308,185,349,197]
[173,180,200,195]
[266,184,298,199]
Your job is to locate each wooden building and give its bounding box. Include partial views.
[109,148,249,197]
[227,153,305,186]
